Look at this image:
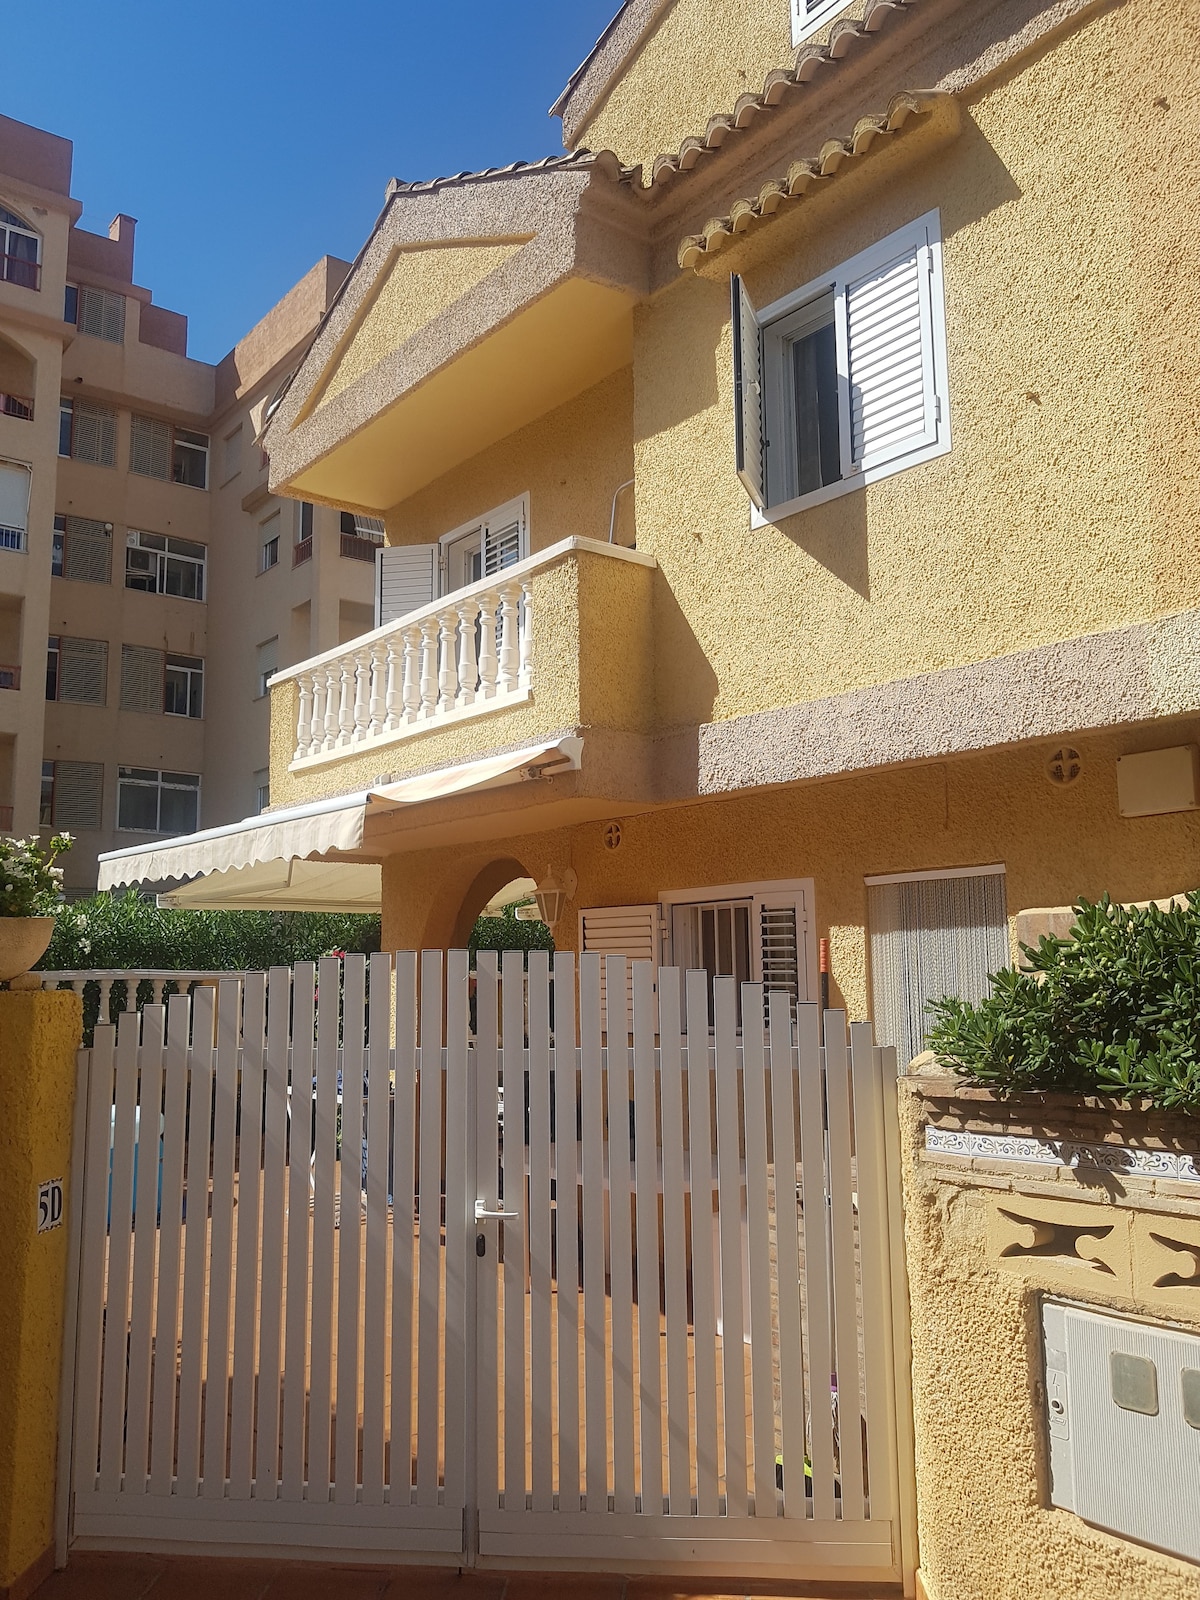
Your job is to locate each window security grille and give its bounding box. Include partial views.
[47,635,107,705]
[76,286,126,343]
[42,760,103,830]
[53,515,112,583]
[120,645,164,713]
[867,868,1009,1069]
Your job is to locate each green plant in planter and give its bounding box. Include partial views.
[927,893,1200,1112]
[0,832,71,917]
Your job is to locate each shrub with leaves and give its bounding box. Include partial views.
[0,832,72,917]
[927,893,1200,1112]
[469,898,554,963]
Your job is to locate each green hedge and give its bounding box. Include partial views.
[927,893,1200,1113]
[469,899,554,960]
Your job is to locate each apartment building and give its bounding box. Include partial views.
[0,111,371,891]
[102,0,1199,1065]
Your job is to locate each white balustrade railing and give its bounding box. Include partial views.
[284,571,533,765]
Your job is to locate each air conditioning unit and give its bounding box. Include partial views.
[1043,1299,1200,1563]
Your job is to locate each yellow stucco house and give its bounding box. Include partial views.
[101,0,1200,1064]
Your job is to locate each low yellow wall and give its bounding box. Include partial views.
[0,990,82,1594]
[900,1077,1200,1600]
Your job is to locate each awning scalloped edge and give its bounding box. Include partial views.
[677,90,947,270]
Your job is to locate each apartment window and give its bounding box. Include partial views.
[52,514,112,583]
[791,0,851,46]
[340,512,386,563]
[0,461,30,553]
[0,205,40,290]
[75,286,126,344]
[867,866,1010,1069]
[41,760,103,830]
[63,284,78,324]
[125,530,207,600]
[59,398,117,467]
[165,654,203,718]
[256,637,278,698]
[222,424,243,483]
[260,511,281,572]
[733,211,949,521]
[129,414,209,488]
[117,767,200,833]
[662,878,813,1025]
[375,495,529,627]
[294,501,314,565]
[46,634,108,705]
[254,770,270,814]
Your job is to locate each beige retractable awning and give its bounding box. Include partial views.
[96,738,582,911]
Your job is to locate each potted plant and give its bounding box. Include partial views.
[0,832,72,984]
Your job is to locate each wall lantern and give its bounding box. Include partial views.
[532,865,578,927]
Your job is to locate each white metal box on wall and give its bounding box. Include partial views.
[1043,1299,1200,1563]
[1116,745,1199,817]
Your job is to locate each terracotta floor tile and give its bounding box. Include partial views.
[33,1553,166,1600]
[380,1573,504,1600]
[260,1565,393,1600]
[502,1577,625,1600]
[144,1558,279,1600]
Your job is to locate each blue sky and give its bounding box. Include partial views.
[4,1,620,363]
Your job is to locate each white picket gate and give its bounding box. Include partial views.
[59,951,915,1585]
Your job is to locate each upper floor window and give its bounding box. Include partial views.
[130,413,209,489]
[117,766,200,833]
[125,529,207,601]
[70,285,126,344]
[53,514,112,583]
[59,397,118,467]
[260,510,281,572]
[340,511,385,563]
[41,759,103,831]
[46,634,108,705]
[0,460,30,552]
[791,0,850,46]
[120,644,203,717]
[0,206,40,291]
[733,211,950,522]
[375,494,529,627]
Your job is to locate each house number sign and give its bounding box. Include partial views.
[37,1179,64,1233]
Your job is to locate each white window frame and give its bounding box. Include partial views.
[164,653,204,718]
[743,210,951,526]
[0,204,40,289]
[116,767,201,834]
[658,876,818,1003]
[438,493,529,596]
[124,530,207,601]
[792,0,851,47]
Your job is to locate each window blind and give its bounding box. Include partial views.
[72,402,117,467]
[62,516,111,584]
[77,286,126,344]
[58,636,108,705]
[130,414,171,479]
[120,645,164,713]
[51,761,103,830]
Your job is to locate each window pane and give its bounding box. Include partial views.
[59,401,72,457]
[172,439,208,489]
[40,762,54,826]
[164,556,201,600]
[166,536,205,559]
[792,320,842,495]
[159,782,199,833]
[117,780,158,832]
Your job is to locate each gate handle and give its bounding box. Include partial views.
[475,1202,520,1221]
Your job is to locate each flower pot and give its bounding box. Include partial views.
[0,916,55,983]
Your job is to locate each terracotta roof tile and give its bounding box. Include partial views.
[386,149,633,197]
[649,0,920,187]
[677,89,947,269]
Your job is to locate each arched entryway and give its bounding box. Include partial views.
[446,856,537,948]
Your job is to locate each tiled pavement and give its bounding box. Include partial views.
[32,1554,902,1600]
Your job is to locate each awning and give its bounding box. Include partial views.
[97,738,582,910]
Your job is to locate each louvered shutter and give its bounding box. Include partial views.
[62,516,111,583]
[732,274,767,510]
[77,286,126,343]
[752,888,811,1009]
[58,637,107,705]
[120,645,164,712]
[72,402,117,467]
[375,543,438,627]
[0,462,30,538]
[481,497,527,576]
[840,232,938,475]
[130,414,171,479]
[579,903,662,1037]
[51,761,103,830]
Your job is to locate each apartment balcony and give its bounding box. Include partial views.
[270,536,656,802]
[0,392,33,421]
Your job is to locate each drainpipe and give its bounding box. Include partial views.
[608,479,635,544]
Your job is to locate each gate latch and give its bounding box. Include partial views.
[474,1201,520,1222]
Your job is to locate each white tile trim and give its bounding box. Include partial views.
[924,1125,1200,1182]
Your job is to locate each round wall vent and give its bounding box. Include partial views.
[602,821,623,850]
[1047,745,1082,787]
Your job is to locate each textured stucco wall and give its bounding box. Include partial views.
[386,368,635,550]
[637,0,1200,734]
[316,240,526,409]
[380,719,1200,999]
[0,991,82,1590]
[900,1079,1200,1600]
[568,0,795,174]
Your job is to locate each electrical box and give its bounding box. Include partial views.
[1116,745,1199,818]
[1043,1300,1200,1562]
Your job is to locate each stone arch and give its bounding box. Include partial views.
[441,856,536,950]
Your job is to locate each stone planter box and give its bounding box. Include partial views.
[900,1072,1200,1600]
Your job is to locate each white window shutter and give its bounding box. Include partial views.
[58,637,108,705]
[0,462,30,535]
[78,286,126,343]
[579,903,662,1037]
[375,543,438,627]
[52,761,103,830]
[752,888,811,1008]
[72,402,117,467]
[840,234,938,476]
[732,274,767,511]
[481,497,527,577]
[120,644,164,712]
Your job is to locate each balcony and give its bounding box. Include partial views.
[271,536,656,783]
[293,535,313,567]
[0,254,40,292]
[0,664,19,690]
[0,392,33,421]
[340,532,380,563]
